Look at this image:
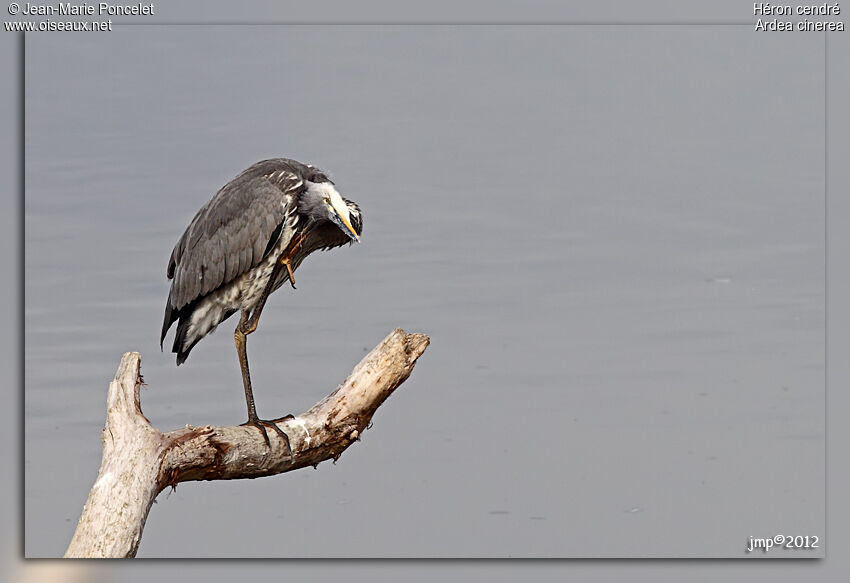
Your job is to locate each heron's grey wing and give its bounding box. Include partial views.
[166,170,303,311]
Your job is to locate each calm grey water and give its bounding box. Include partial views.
[25,26,824,557]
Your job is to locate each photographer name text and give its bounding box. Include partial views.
[17,2,153,16]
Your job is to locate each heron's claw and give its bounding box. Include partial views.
[242,417,293,456]
[281,258,296,289]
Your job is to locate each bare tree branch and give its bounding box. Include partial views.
[64,328,430,558]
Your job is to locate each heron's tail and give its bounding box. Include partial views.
[160,299,177,351]
[169,298,238,365]
[173,319,193,365]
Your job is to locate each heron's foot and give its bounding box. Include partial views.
[281,257,296,289]
[242,417,293,456]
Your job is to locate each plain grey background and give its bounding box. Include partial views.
[2,0,848,579]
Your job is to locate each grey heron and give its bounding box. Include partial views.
[160,158,362,447]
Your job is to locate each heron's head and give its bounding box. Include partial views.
[304,181,361,243]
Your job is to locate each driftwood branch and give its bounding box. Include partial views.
[64,328,429,558]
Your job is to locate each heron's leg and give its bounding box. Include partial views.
[231,228,311,450]
[235,274,293,453]
[234,310,267,440]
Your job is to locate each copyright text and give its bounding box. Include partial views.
[9,3,153,16]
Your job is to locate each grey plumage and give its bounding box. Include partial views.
[161,158,362,364]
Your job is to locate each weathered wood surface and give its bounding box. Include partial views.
[65,328,429,558]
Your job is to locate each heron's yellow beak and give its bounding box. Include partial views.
[327,200,360,243]
[338,212,360,242]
